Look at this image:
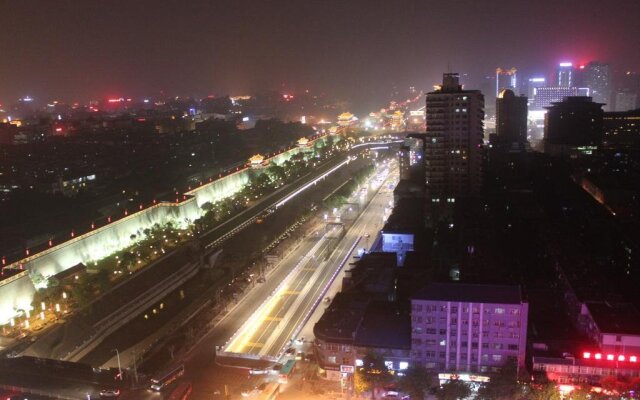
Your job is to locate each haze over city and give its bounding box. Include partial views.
[1,1,640,400]
[1,0,640,111]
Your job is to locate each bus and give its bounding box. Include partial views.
[150,364,185,391]
[278,359,296,384]
[167,381,192,400]
[257,382,280,400]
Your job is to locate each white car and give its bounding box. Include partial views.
[249,368,268,375]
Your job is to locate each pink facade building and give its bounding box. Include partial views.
[410,283,528,374]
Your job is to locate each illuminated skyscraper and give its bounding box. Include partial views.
[525,77,546,100]
[496,67,517,96]
[425,73,484,204]
[533,86,580,109]
[556,62,574,87]
[582,61,611,109]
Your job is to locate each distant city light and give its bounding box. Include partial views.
[559,62,573,67]
[529,77,545,83]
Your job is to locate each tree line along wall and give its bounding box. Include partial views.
[0,137,325,324]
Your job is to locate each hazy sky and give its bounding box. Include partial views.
[1,0,639,109]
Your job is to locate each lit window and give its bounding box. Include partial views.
[356,359,364,367]
[399,362,409,370]
[607,354,614,361]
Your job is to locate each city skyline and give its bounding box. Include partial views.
[1,0,640,111]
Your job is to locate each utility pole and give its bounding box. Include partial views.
[132,348,139,384]
[112,348,123,381]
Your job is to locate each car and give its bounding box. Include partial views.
[249,368,268,375]
[295,336,305,344]
[99,389,121,398]
[323,296,331,304]
[295,352,304,360]
[364,233,370,238]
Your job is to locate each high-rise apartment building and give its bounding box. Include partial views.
[496,67,517,97]
[544,96,604,154]
[496,89,528,144]
[582,61,611,109]
[425,73,484,203]
[556,62,574,87]
[617,71,640,110]
[615,90,638,112]
[410,283,529,373]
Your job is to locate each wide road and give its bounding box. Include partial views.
[222,161,396,360]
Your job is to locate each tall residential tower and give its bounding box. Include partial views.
[425,73,484,204]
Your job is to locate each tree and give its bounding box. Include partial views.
[527,383,561,400]
[201,201,214,213]
[120,251,137,271]
[600,375,630,394]
[399,365,437,400]
[476,359,524,400]
[266,165,286,184]
[357,352,393,399]
[568,387,591,400]
[436,380,472,400]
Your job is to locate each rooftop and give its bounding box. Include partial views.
[412,282,524,304]
[354,301,411,350]
[586,302,640,335]
[382,197,424,233]
[313,292,368,344]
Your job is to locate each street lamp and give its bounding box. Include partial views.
[112,348,123,380]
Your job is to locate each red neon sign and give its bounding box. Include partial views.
[584,351,638,362]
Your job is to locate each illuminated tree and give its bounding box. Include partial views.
[354,368,372,395]
[527,383,561,400]
[357,352,393,399]
[476,359,525,400]
[266,165,286,183]
[399,365,437,399]
[436,380,472,400]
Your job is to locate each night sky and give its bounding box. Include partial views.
[1,0,639,109]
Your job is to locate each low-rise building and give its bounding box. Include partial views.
[533,354,640,386]
[381,198,423,266]
[410,283,528,374]
[579,302,640,354]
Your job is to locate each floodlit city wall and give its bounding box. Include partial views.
[0,271,36,324]
[0,136,325,323]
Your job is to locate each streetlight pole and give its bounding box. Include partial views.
[113,348,123,381]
